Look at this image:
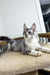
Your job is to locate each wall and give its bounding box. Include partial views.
[0,2,6,36]
[0,0,44,38]
[35,0,46,33]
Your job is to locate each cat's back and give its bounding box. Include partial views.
[12,38,25,46]
[11,38,25,51]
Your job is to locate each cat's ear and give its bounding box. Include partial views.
[23,23,27,31]
[31,23,36,32]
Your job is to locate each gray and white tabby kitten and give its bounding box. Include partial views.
[0,23,50,56]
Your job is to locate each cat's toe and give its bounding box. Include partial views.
[37,51,43,56]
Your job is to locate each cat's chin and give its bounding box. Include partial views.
[24,37,32,41]
[23,35,32,41]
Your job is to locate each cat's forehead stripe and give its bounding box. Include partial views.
[26,28,31,31]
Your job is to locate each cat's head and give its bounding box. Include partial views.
[23,23,36,40]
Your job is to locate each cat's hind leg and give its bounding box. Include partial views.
[41,47,50,53]
[38,45,50,53]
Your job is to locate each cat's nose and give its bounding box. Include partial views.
[25,34,28,38]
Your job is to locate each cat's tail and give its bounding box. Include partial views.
[0,36,14,43]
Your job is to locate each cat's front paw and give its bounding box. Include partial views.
[37,51,43,56]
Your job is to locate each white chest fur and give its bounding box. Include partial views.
[25,37,39,50]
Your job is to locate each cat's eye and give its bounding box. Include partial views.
[28,31,31,35]
[23,31,26,35]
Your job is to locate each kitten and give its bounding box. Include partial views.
[0,23,50,56]
[23,23,50,56]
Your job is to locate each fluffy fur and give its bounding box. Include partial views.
[0,23,50,56]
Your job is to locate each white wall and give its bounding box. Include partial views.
[0,0,44,38]
[0,2,6,36]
